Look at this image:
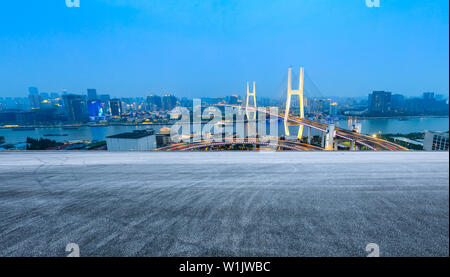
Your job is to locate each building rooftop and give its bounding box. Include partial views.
[0,151,447,256]
[107,129,155,139]
[426,131,449,137]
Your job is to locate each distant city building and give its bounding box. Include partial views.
[62,94,88,122]
[146,95,162,111]
[156,127,172,148]
[28,87,42,109]
[162,94,178,111]
[227,95,239,105]
[88,100,104,121]
[0,110,19,124]
[106,130,156,151]
[50,93,60,99]
[368,91,392,115]
[308,98,331,115]
[40,92,49,100]
[28,87,39,95]
[109,98,122,117]
[423,131,449,151]
[391,94,406,113]
[87,89,98,101]
[329,102,338,116]
[99,94,111,114]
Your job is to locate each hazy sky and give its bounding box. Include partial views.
[0,0,448,99]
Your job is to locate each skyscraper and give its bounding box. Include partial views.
[109,99,122,117]
[88,100,104,121]
[368,91,392,114]
[28,87,39,95]
[146,95,162,111]
[162,94,177,111]
[28,87,42,109]
[99,94,111,114]
[391,94,406,113]
[87,89,98,101]
[62,94,88,122]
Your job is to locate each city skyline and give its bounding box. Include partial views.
[0,0,448,98]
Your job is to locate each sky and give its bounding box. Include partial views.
[0,0,448,99]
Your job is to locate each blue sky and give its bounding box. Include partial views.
[0,0,448,99]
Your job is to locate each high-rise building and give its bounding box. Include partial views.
[329,102,338,116]
[88,100,104,121]
[368,91,392,114]
[87,89,98,101]
[28,87,42,109]
[391,94,406,113]
[423,131,449,151]
[99,94,111,114]
[28,87,39,95]
[109,98,122,117]
[62,94,88,122]
[162,94,177,111]
[146,95,162,111]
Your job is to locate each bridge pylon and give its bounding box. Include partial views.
[245,81,257,120]
[284,67,305,140]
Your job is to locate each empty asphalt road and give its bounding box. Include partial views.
[0,151,448,257]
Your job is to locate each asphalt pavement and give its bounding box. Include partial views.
[0,151,448,257]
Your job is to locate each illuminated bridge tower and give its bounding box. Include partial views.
[284,67,305,140]
[245,81,257,120]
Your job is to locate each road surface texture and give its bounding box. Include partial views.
[0,151,448,257]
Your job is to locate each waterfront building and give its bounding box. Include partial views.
[62,94,89,122]
[156,128,172,148]
[99,94,111,114]
[88,100,104,121]
[368,91,392,115]
[109,98,122,117]
[391,94,406,113]
[28,87,42,109]
[106,130,157,151]
[423,131,449,151]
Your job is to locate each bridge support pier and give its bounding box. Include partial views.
[333,138,346,151]
[321,132,325,148]
[324,124,336,151]
[350,140,356,151]
[307,127,311,144]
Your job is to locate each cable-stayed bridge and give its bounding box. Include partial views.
[163,67,408,151]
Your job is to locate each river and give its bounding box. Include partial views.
[0,116,448,145]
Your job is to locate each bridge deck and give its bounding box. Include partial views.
[0,151,448,257]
